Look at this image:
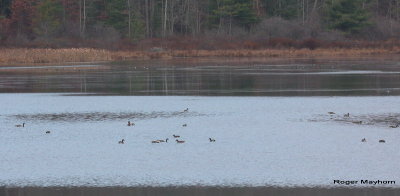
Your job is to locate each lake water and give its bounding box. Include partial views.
[1,57,400,96]
[1,57,400,189]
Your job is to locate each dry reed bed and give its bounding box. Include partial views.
[1,48,399,65]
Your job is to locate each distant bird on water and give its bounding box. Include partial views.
[45,131,51,134]
[184,108,189,112]
[118,139,125,144]
[173,134,180,138]
[328,112,335,114]
[352,121,362,124]
[379,140,386,143]
[209,138,216,142]
[127,121,135,126]
[182,124,187,127]
[176,139,185,144]
[361,138,366,142]
[344,113,350,117]
[15,123,25,127]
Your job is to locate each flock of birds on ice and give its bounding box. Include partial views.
[327,111,398,144]
[14,108,217,145]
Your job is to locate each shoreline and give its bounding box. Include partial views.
[0,48,399,65]
[2,186,400,196]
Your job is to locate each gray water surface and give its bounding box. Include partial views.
[1,57,400,96]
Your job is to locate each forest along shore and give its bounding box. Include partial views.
[1,47,400,65]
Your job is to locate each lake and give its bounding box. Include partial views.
[1,57,400,194]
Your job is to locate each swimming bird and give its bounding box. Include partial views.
[118,139,125,144]
[45,131,51,134]
[15,123,25,127]
[182,124,187,127]
[379,139,386,143]
[361,138,366,142]
[127,121,135,126]
[155,138,169,143]
[173,134,180,138]
[184,108,189,112]
[151,140,160,143]
[328,112,335,114]
[209,138,216,142]
[352,121,362,124]
[176,139,185,144]
[344,113,350,117]
[389,124,399,128]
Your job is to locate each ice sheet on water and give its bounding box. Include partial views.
[1,93,400,187]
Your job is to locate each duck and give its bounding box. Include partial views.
[389,124,399,128]
[184,108,189,112]
[176,139,185,144]
[352,121,362,124]
[151,140,160,143]
[361,138,366,142]
[118,139,125,144]
[328,112,335,114]
[209,138,216,142]
[45,131,51,134]
[173,134,180,138]
[344,113,350,117]
[379,139,385,143]
[127,121,135,126]
[182,124,187,127]
[15,123,25,127]
[158,138,169,143]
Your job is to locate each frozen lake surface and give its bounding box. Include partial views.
[1,93,399,187]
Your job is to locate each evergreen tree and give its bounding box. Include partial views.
[326,0,371,34]
[33,0,63,37]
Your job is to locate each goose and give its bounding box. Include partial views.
[209,138,216,142]
[15,123,25,127]
[379,140,385,143]
[127,121,135,126]
[389,124,399,128]
[118,139,125,144]
[176,139,185,144]
[184,108,189,112]
[157,138,169,143]
[361,138,366,142]
[182,124,187,127]
[173,134,180,138]
[352,121,362,124]
[45,131,51,134]
[344,113,350,117]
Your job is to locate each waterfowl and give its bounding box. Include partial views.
[182,124,187,127]
[328,112,335,114]
[184,108,189,112]
[352,121,362,124]
[361,138,366,142]
[389,124,399,128]
[176,139,185,144]
[127,121,135,126]
[344,113,350,117]
[379,139,386,143]
[209,138,216,142]
[118,139,125,144]
[159,138,169,143]
[173,134,180,138]
[45,131,51,134]
[15,123,25,127]
[151,140,160,143]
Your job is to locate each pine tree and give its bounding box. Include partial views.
[34,0,63,37]
[326,0,371,34]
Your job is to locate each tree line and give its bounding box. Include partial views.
[0,0,399,48]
